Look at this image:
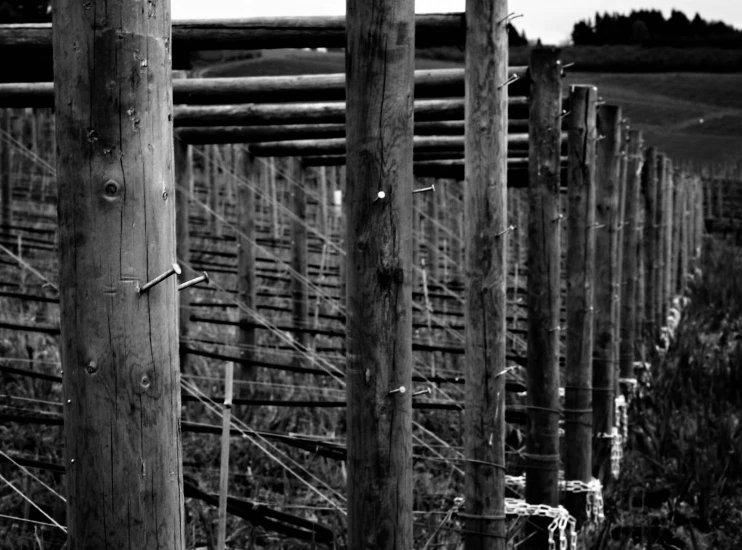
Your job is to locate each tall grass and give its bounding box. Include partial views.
[603,236,742,549]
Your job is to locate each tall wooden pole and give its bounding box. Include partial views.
[237,148,257,393]
[345,0,414,548]
[592,105,622,485]
[655,154,668,331]
[619,130,644,381]
[53,0,184,547]
[642,147,658,344]
[564,85,597,526]
[291,158,310,359]
[1,109,10,230]
[174,70,192,373]
[175,134,193,372]
[463,0,508,548]
[526,48,562,548]
[426,183,439,280]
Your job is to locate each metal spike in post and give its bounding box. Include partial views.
[413,185,435,194]
[178,271,210,292]
[138,263,181,294]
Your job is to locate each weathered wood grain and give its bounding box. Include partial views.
[463,0,509,548]
[53,0,184,548]
[345,0,414,547]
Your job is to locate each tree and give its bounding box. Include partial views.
[632,20,651,46]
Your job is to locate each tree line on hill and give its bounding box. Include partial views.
[572,10,742,49]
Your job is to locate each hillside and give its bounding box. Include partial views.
[196,49,742,167]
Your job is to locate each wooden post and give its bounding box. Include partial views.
[216,361,234,550]
[564,85,597,526]
[237,148,257,394]
[663,158,675,320]
[593,105,622,485]
[526,47,562,548]
[672,173,684,295]
[426,183,439,280]
[174,71,193,373]
[655,154,668,330]
[318,165,329,238]
[209,145,222,238]
[175,135,193,372]
[291,158,310,359]
[619,130,644,382]
[463,0,508,548]
[1,109,10,230]
[53,0,185,547]
[345,0,414,548]
[642,147,658,343]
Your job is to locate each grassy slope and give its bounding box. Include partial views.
[197,49,742,167]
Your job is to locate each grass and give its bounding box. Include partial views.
[601,236,742,549]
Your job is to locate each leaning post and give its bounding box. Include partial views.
[463,0,509,548]
[345,0,415,548]
[53,1,185,547]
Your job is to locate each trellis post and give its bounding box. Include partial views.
[593,105,622,485]
[564,85,597,525]
[463,0,509,548]
[53,0,185,546]
[345,0,414,548]
[526,47,562,548]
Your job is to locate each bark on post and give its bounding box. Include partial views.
[345,0,414,548]
[237,148,257,394]
[592,105,622,485]
[642,147,658,344]
[1,109,10,230]
[174,71,192,373]
[291,158,310,360]
[426,182,439,280]
[463,0,509,548]
[564,85,597,526]
[662,158,675,322]
[655,154,668,330]
[526,48,562,548]
[53,0,185,547]
[619,130,644,382]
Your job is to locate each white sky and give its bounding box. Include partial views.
[172,1,742,46]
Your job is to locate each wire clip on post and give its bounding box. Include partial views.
[138,263,181,294]
[178,272,210,292]
[412,387,432,397]
[388,386,406,395]
[373,190,386,203]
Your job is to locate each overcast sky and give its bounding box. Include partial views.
[172,1,742,45]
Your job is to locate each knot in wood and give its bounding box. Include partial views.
[86,361,98,375]
[104,180,119,197]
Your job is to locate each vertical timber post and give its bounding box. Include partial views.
[174,70,191,373]
[463,0,508,548]
[237,147,257,394]
[619,130,644,382]
[564,85,597,526]
[526,47,562,548]
[593,105,622,485]
[174,133,192,372]
[655,154,668,331]
[1,109,10,231]
[53,0,185,547]
[345,0,414,548]
[642,147,658,344]
[291,158,310,360]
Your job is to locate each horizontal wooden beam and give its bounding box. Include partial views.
[0,68,529,107]
[1,15,467,50]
